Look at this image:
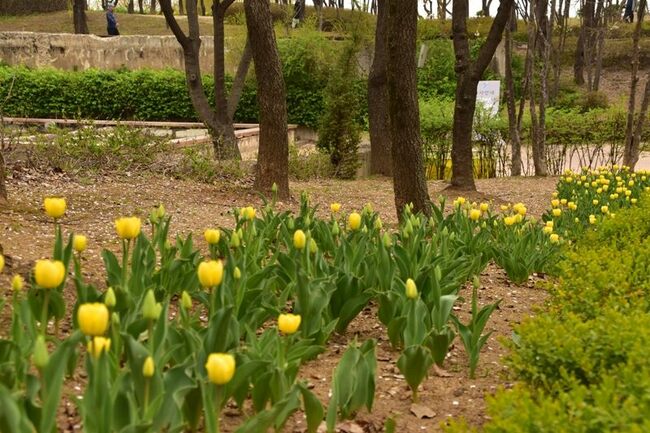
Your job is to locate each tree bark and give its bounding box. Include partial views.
[128,0,135,13]
[387,0,430,216]
[528,0,548,176]
[0,151,6,204]
[624,0,647,168]
[138,0,144,13]
[368,0,392,176]
[150,0,156,13]
[482,0,493,16]
[73,0,89,34]
[160,0,249,160]
[245,0,290,199]
[450,0,514,190]
[504,17,522,176]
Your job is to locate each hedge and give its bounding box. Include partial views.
[446,195,650,433]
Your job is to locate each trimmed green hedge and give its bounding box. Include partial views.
[446,195,650,433]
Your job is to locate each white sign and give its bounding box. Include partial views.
[476,80,501,117]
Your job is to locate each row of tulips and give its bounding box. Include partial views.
[0,189,561,432]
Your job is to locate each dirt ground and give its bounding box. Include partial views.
[0,171,558,432]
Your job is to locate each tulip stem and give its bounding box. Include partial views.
[121,239,130,290]
[148,320,155,354]
[40,290,50,335]
[143,378,150,415]
[412,388,419,403]
[214,385,223,433]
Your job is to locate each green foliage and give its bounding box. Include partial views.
[288,144,333,181]
[29,124,169,174]
[317,36,363,179]
[448,192,650,432]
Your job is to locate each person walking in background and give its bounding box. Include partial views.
[624,0,636,22]
[107,4,120,36]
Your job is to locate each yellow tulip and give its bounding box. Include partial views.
[43,197,66,219]
[601,206,609,214]
[204,229,221,245]
[549,234,560,244]
[205,353,236,385]
[552,208,561,217]
[589,215,597,225]
[545,220,554,228]
[405,278,418,299]
[514,214,523,223]
[469,209,481,221]
[278,313,302,335]
[543,226,553,234]
[504,216,516,226]
[0,254,4,273]
[551,199,560,208]
[513,203,527,216]
[479,203,489,212]
[142,356,155,378]
[12,274,24,292]
[293,230,306,250]
[87,336,111,359]
[77,303,110,336]
[197,260,223,288]
[330,203,342,213]
[244,206,256,220]
[453,197,466,207]
[500,204,510,211]
[348,212,362,231]
[115,217,142,240]
[73,235,88,253]
[631,198,638,205]
[34,259,65,289]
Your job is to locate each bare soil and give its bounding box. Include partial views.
[0,172,558,432]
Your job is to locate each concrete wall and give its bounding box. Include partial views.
[0,31,220,72]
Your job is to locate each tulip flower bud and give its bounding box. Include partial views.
[405,278,418,299]
[287,218,295,230]
[142,290,158,320]
[181,291,192,310]
[154,303,163,319]
[278,313,301,335]
[12,274,24,292]
[382,233,392,248]
[233,267,242,280]
[304,216,311,227]
[111,312,120,327]
[434,266,442,282]
[331,221,340,236]
[33,335,50,369]
[472,276,480,290]
[205,353,236,385]
[73,235,87,253]
[361,225,368,234]
[103,287,116,308]
[374,217,383,230]
[293,230,306,250]
[142,356,155,378]
[229,232,240,248]
[87,336,111,359]
[271,182,278,194]
[309,239,318,254]
[156,204,166,219]
[469,209,481,221]
[404,219,413,236]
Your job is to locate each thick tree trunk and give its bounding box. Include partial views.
[128,0,134,13]
[150,0,156,13]
[73,0,89,34]
[551,0,570,100]
[245,0,290,199]
[450,0,514,190]
[482,0,492,16]
[574,31,585,85]
[368,0,392,176]
[437,0,446,19]
[179,0,184,14]
[213,0,241,159]
[624,0,647,168]
[138,0,144,13]
[504,20,522,176]
[387,0,430,216]
[528,0,548,176]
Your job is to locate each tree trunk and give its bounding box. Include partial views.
[504,18,522,176]
[200,0,206,15]
[0,151,6,204]
[629,75,650,168]
[138,0,144,13]
[451,0,514,190]
[368,0,392,176]
[128,0,134,13]
[160,0,250,161]
[245,0,290,199]
[593,0,606,91]
[437,0,446,19]
[73,0,89,34]
[574,28,585,85]
[624,0,647,168]
[213,0,241,159]
[150,0,156,13]
[551,0,570,100]
[179,0,184,14]
[482,0,492,16]
[387,0,430,216]
[528,0,548,176]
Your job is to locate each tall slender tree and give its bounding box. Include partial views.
[624,0,649,168]
[244,0,290,198]
[159,0,252,160]
[387,0,430,216]
[450,0,514,190]
[368,0,392,176]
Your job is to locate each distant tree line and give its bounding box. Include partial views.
[0,0,67,15]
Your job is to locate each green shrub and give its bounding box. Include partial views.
[288,144,333,180]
